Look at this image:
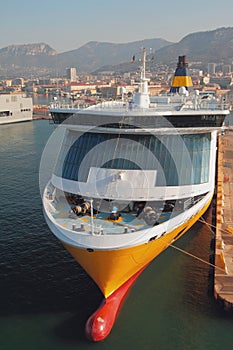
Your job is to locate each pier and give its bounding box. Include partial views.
[215,127,233,310]
[33,105,51,120]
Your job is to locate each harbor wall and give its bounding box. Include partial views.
[214,127,233,311]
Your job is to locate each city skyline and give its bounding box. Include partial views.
[1,0,233,53]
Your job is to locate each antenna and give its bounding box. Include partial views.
[132,48,150,108]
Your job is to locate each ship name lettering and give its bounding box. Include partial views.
[201,115,216,121]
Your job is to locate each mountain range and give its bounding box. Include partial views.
[0,27,233,78]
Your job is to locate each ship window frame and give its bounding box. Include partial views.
[55,132,211,186]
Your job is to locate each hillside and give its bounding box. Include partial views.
[0,27,232,77]
[0,43,57,68]
[57,38,172,72]
[154,27,233,66]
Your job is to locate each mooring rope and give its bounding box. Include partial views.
[164,214,227,273]
[168,243,225,273]
[198,216,233,236]
[198,217,216,235]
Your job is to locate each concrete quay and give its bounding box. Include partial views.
[215,127,233,310]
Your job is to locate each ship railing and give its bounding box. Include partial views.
[198,95,230,110]
[94,101,228,112]
[70,222,104,235]
[68,219,139,235]
[43,187,58,212]
[43,193,138,235]
[88,101,155,113]
[179,100,229,111]
[44,196,57,214]
[199,101,222,110]
[49,98,229,113]
[49,102,78,110]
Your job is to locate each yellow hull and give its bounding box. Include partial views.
[63,197,212,298]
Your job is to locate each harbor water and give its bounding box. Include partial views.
[1,119,233,350]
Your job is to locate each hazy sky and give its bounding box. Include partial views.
[1,0,233,52]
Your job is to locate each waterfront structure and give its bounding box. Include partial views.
[215,130,233,310]
[0,93,32,125]
[43,52,229,341]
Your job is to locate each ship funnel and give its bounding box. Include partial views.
[170,55,193,93]
[178,55,187,67]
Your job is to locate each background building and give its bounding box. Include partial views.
[66,67,77,82]
[223,65,232,75]
[208,63,216,75]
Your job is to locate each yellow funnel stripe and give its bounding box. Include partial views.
[171,76,193,87]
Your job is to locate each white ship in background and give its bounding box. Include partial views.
[0,93,32,125]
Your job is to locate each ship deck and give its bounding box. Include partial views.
[46,196,179,235]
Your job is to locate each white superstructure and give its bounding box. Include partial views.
[0,93,33,125]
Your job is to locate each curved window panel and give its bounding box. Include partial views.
[55,131,211,186]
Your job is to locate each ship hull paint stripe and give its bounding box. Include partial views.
[62,195,212,297]
[85,265,147,342]
[171,76,193,87]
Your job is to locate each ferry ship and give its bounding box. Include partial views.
[43,51,229,341]
[0,93,32,125]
